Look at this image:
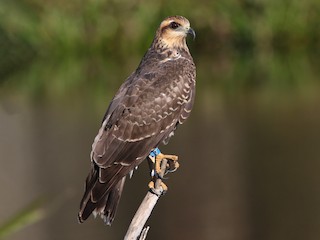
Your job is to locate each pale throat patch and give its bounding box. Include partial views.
[160,35,187,49]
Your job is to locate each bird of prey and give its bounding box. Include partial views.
[78,15,196,225]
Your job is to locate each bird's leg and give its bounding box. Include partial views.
[148,148,179,175]
[147,148,179,194]
[155,153,178,174]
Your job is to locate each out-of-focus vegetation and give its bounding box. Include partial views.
[1,1,320,239]
[0,198,45,238]
[0,0,319,100]
[1,0,319,55]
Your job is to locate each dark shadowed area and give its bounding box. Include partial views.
[1,1,320,240]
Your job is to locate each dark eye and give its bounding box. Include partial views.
[170,22,180,29]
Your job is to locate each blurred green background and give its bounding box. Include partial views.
[1,0,320,239]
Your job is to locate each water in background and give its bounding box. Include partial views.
[1,3,320,239]
[1,49,320,240]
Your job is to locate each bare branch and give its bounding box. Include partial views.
[124,159,168,240]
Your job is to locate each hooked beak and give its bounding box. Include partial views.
[187,27,196,40]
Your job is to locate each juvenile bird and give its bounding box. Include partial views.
[79,15,196,225]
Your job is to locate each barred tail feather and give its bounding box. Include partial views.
[78,175,126,225]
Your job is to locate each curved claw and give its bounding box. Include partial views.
[165,160,180,174]
[148,181,167,196]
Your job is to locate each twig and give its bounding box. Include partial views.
[124,159,168,240]
[138,226,149,240]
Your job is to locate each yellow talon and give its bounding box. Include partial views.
[147,149,179,195]
[155,153,178,174]
[148,180,168,192]
[148,181,154,189]
[167,160,180,173]
[159,182,168,192]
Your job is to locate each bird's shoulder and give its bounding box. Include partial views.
[102,47,195,129]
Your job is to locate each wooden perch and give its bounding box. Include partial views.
[124,158,168,240]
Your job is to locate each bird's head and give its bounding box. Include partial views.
[156,16,195,50]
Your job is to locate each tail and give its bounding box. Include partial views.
[78,167,126,225]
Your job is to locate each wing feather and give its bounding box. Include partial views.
[79,48,196,224]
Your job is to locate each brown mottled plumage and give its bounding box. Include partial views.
[78,16,196,225]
